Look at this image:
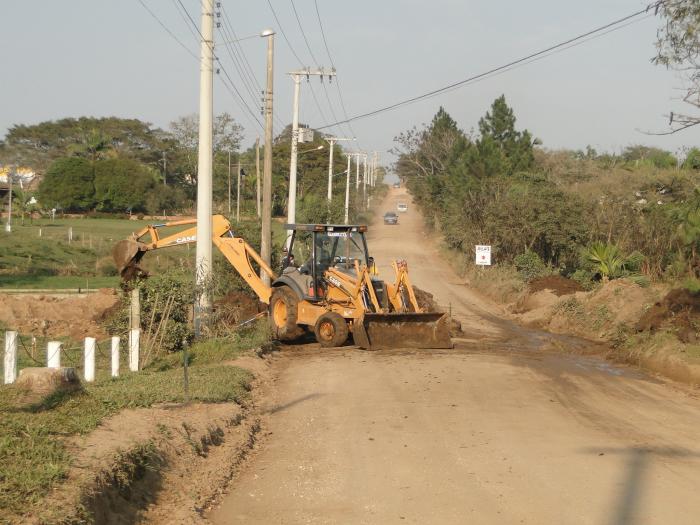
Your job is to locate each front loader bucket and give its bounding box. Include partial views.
[112,240,147,279]
[353,312,452,350]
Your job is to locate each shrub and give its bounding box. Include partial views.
[514,250,548,282]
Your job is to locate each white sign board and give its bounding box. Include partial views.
[475,245,491,266]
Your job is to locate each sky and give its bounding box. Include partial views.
[1,0,698,165]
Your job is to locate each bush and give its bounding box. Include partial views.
[104,269,195,355]
[38,157,95,211]
[514,250,548,282]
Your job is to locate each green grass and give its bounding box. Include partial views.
[0,275,119,289]
[0,335,260,519]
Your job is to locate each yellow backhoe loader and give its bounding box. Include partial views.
[112,215,451,350]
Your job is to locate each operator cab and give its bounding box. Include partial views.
[280,224,371,301]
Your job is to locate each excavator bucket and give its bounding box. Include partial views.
[353,312,452,350]
[112,239,147,279]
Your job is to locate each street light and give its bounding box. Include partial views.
[298,145,324,156]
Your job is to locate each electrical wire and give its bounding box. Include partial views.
[317,3,660,130]
[289,0,320,66]
[137,0,197,59]
[265,0,338,133]
[312,0,362,146]
[173,0,264,130]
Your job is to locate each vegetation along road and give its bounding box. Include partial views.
[207,187,700,524]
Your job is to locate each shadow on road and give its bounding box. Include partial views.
[267,393,324,414]
[580,446,700,525]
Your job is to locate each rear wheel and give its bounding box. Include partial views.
[270,286,304,341]
[313,312,349,348]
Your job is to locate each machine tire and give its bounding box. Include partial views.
[270,286,304,341]
[313,312,349,348]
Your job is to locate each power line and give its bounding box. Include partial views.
[312,0,362,147]
[173,0,264,130]
[137,0,197,59]
[265,0,304,65]
[289,0,320,66]
[317,3,660,130]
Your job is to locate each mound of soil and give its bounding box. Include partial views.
[214,291,264,325]
[636,288,700,343]
[529,275,583,296]
[0,290,119,340]
[413,286,462,335]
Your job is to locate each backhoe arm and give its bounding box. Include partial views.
[113,214,276,304]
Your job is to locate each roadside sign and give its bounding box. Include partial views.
[475,245,491,266]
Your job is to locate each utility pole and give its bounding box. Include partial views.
[236,162,241,222]
[255,137,261,217]
[194,0,214,336]
[354,152,363,190]
[227,150,232,216]
[286,67,336,247]
[162,151,167,186]
[363,153,368,209]
[4,169,13,233]
[325,136,354,201]
[344,154,351,224]
[260,29,275,287]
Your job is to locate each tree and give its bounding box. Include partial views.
[654,1,700,132]
[93,158,156,213]
[38,157,95,211]
[477,95,535,174]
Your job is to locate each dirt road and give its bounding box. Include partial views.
[208,187,700,524]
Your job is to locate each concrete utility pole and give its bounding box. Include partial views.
[194,0,214,336]
[255,137,261,217]
[286,67,336,247]
[260,29,275,287]
[227,150,232,216]
[4,168,12,233]
[354,152,363,190]
[344,154,351,224]
[236,162,241,222]
[363,153,368,207]
[325,137,354,201]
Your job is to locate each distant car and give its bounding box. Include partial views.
[397,202,408,213]
[392,182,400,188]
[383,211,398,225]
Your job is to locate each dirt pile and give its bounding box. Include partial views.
[529,275,583,296]
[0,290,119,339]
[514,278,659,342]
[214,291,264,326]
[636,288,700,343]
[413,286,462,335]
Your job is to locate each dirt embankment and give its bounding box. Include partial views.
[0,290,120,339]
[508,277,700,386]
[21,353,271,525]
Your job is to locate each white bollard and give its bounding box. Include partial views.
[111,336,120,377]
[4,331,18,384]
[47,341,62,368]
[128,329,140,372]
[84,337,96,382]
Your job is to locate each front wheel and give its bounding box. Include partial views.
[313,312,349,348]
[269,286,304,341]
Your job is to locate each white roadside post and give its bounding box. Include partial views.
[47,341,62,368]
[128,329,140,372]
[4,331,18,384]
[111,336,120,377]
[84,337,96,382]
